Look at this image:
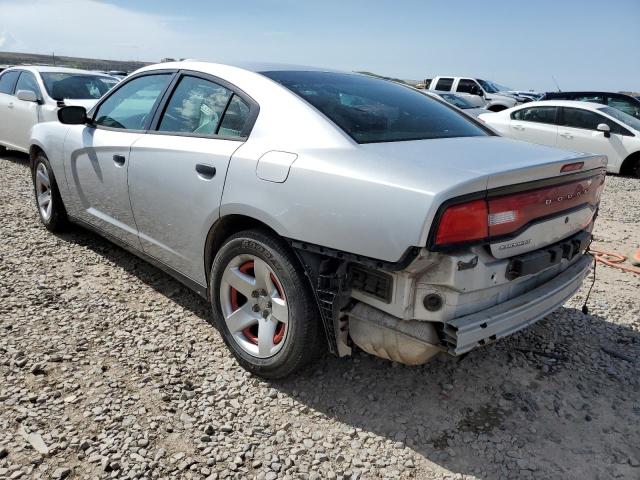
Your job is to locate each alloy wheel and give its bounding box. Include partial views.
[35,162,53,222]
[219,254,289,358]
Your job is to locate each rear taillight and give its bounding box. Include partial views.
[433,172,605,248]
[435,199,488,245]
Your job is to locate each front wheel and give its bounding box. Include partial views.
[32,153,69,231]
[210,229,324,378]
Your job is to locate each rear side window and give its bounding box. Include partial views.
[262,71,487,144]
[0,70,20,95]
[434,77,454,91]
[94,74,171,130]
[218,96,250,137]
[158,76,232,135]
[511,106,557,124]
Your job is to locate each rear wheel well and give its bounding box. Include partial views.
[204,215,281,284]
[619,151,640,177]
[29,145,45,170]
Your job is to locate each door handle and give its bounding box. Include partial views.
[560,132,573,139]
[113,154,126,166]
[7,102,14,109]
[513,124,524,131]
[195,163,216,179]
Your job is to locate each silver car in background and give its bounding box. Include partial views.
[28,62,605,378]
[0,66,118,153]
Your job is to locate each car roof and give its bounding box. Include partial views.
[2,65,113,76]
[545,91,637,99]
[520,100,610,110]
[136,60,346,76]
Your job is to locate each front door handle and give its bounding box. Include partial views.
[113,154,126,166]
[7,102,14,109]
[195,163,216,180]
[512,124,524,131]
[560,132,573,139]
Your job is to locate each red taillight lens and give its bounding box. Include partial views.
[433,172,605,248]
[487,175,602,237]
[435,199,488,246]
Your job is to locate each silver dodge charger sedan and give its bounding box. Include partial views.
[28,61,606,378]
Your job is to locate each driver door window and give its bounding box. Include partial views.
[456,79,480,94]
[15,72,41,100]
[94,74,171,130]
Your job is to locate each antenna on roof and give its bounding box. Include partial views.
[551,75,561,92]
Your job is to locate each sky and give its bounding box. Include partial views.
[0,0,638,92]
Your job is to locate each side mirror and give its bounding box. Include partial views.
[17,89,38,103]
[58,106,88,125]
[597,123,611,138]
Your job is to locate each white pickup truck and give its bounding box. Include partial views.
[427,76,523,112]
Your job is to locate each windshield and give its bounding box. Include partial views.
[476,79,501,94]
[262,71,488,144]
[438,93,475,109]
[599,106,640,131]
[41,73,118,100]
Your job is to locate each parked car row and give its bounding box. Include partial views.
[15,61,607,378]
[479,100,640,177]
[0,66,119,152]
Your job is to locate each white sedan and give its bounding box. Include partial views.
[0,66,118,153]
[479,100,640,177]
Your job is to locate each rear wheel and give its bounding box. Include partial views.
[32,153,69,231]
[210,229,324,378]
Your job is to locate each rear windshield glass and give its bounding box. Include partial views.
[438,93,475,109]
[262,71,488,144]
[41,73,118,100]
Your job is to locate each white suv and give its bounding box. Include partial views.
[428,76,520,111]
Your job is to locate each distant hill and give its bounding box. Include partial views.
[0,51,151,73]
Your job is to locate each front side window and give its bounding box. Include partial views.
[0,70,20,95]
[41,73,118,100]
[561,108,610,131]
[262,71,488,144]
[476,79,500,93]
[456,79,480,94]
[511,106,557,124]
[94,74,171,130]
[434,77,453,91]
[606,96,640,119]
[158,76,232,135]
[15,72,41,99]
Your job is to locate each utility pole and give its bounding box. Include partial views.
[52,52,55,66]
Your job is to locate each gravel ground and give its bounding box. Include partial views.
[1,150,639,480]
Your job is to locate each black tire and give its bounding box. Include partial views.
[32,153,69,232]
[630,158,640,179]
[210,229,324,378]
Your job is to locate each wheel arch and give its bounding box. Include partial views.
[619,150,640,177]
[29,142,46,171]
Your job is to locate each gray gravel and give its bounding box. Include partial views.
[1,151,639,480]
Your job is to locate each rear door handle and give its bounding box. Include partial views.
[7,102,14,109]
[512,124,524,131]
[196,163,216,179]
[560,132,573,139]
[113,154,126,166]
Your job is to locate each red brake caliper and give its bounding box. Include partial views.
[229,261,286,345]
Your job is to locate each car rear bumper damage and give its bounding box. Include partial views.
[346,252,592,364]
[442,253,591,355]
